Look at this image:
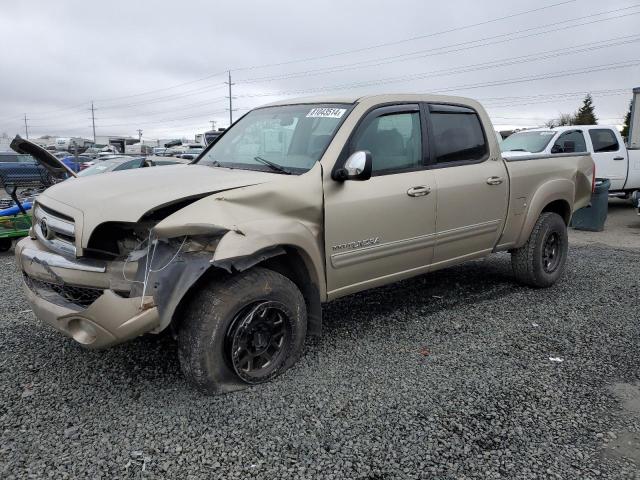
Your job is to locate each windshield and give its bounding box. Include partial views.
[78,158,127,176]
[197,103,352,174]
[500,130,556,153]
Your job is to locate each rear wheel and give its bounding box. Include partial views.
[511,212,568,288]
[0,238,12,252]
[178,267,307,394]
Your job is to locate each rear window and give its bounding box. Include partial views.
[589,129,619,153]
[429,105,488,164]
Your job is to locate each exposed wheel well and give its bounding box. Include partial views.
[542,199,571,225]
[169,246,323,338]
[260,247,322,337]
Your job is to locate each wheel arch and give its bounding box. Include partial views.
[166,242,324,338]
[514,179,573,247]
[541,199,571,225]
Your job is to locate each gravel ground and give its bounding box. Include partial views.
[2,217,640,478]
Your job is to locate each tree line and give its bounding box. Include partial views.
[545,94,632,138]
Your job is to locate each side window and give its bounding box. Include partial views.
[552,130,587,154]
[353,110,422,175]
[589,129,620,152]
[429,105,488,164]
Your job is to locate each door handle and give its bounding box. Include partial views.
[486,176,504,185]
[613,156,625,161]
[407,185,431,197]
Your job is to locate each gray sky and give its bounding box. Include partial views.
[0,0,638,140]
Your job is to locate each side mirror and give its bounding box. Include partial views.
[333,150,372,181]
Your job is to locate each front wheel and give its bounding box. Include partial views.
[178,267,307,394]
[511,212,568,288]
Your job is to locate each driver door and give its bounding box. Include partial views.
[323,104,437,299]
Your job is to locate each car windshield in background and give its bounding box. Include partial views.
[77,157,136,176]
[197,103,352,174]
[500,131,556,153]
[0,153,35,163]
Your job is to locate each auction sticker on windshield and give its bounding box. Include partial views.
[306,108,347,118]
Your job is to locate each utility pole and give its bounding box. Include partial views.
[225,70,236,126]
[23,114,29,139]
[209,120,217,130]
[90,101,96,143]
[137,129,143,141]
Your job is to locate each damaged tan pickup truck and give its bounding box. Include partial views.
[13,94,595,393]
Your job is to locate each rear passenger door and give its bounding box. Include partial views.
[587,128,626,190]
[426,104,509,266]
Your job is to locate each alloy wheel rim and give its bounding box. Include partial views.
[227,301,292,383]
[542,232,562,273]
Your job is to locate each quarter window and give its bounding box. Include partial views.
[589,129,619,152]
[353,111,423,175]
[552,130,587,154]
[429,106,488,164]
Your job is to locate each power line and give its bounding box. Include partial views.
[236,5,640,84]
[8,2,635,128]
[23,114,29,139]
[238,35,639,98]
[234,60,640,99]
[96,97,228,121]
[96,84,227,110]
[230,0,579,72]
[52,0,578,107]
[0,0,581,122]
[93,71,228,103]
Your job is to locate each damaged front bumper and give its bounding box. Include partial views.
[16,237,160,349]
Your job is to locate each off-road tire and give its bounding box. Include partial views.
[511,212,568,288]
[0,238,12,252]
[178,267,307,394]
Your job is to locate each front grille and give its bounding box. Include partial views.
[33,203,77,256]
[24,274,103,307]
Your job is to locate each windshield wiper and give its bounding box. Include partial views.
[254,156,292,175]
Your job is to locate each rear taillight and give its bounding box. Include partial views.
[592,162,596,193]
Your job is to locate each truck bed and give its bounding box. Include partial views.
[497,152,594,250]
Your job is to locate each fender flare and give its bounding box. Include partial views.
[515,178,573,246]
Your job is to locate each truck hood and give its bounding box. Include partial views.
[37,164,276,242]
[10,135,77,179]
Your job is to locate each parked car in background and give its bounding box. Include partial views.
[77,156,151,176]
[152,147,167,156]
[61,155,93,172]
[0,152,36,163]
[164,147,184,157]
[204,129,225,145]
[14,94,595,394]
[179,147,203,160]
[502,126,640,196]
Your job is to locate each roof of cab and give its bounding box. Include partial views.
[261,93,481,108]
[523,125,620,133]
